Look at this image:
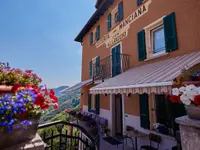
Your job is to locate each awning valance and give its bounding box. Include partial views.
[90,52,200,94]
[61,79,93,94]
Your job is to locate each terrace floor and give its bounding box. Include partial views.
[99,136,134,150]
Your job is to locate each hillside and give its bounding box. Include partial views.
[40,86,80,124]
[49,86,69,97]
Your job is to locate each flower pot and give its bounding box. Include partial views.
[185,105,200,120]
[0,117,40,149]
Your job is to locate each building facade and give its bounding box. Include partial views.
[74,0,200,149]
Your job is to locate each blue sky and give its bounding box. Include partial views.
[0,0,96,88]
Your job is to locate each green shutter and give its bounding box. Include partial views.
[137,0,144,6]
[118,2,124,22]
[96,56,100,75]
[90,32,93,45]
[108,13,112,31]
[116,44,121,75]
[88,94,91,112]
[96,26,100,41]
[163,12,178,52]
[89,60,93,77]
[137,30,147,61]
[112,47,117,77]
[95,94,100,115]
[139,94,150,129]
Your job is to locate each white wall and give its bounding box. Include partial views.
[124,114,177,150]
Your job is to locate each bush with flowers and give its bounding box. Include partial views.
[0,62,58,132]
[170,84,200,106]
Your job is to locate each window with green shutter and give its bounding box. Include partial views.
[163,12,178,52]
[118,1,124,22]
[88,94,92,112]
[96,25,100,41]
[137,30,147,61]
[89,60,93,77]
[108,13,112,31]
[139,93,150,129]
[95,94,100,115]
[90,32,93,45]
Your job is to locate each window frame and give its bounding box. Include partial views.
[144,16,168,61]
[150,25,166,56]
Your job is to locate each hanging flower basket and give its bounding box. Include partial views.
[0,62,59,149]
[170,84,200,120]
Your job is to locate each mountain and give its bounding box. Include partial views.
[39,89,80,124]
[50,86,69,97]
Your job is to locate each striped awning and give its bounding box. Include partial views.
[90,52,200,94]
[61,79,93,94]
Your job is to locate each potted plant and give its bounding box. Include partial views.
[170,84,200,120]
[0,62,58,149]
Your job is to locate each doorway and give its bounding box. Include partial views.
[114,94,123,135]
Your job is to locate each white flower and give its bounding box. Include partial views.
[172,88,180,96]
[179,86,186,93]
[197,87,200,94]
[180,92,191,105]
[185,84,198,95]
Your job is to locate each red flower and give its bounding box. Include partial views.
[35,93,45,106]
[11,84,22,92]
[25,70,33,74]
[41,104,49,110]
[25,84,33,89]
[65,109,71,113]
[49,89,58,102]
[19,112,27,119]
[169,95,180,103]
[33,85,41,93]
[194,95,200,105]
[53,103,59,110]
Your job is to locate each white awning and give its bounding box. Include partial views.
[61,79,93,94]
[90,51,200,94]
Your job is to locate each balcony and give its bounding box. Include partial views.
[92,54,130,81]
[38,120,100,150]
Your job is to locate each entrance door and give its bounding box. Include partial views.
[112,44,121,77]
[115,94,123,135]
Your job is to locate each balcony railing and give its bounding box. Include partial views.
[93,54,130,81]
[38,120,100,150]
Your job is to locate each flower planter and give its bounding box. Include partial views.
[185,105,200,120]
[0,117,40,149]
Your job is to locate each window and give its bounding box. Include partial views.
[107,2,124,30]
[95,25,100,41]
[137,0,144,6]
[89,56,100,77]
[137,12,178,61]
[151,25,166,54]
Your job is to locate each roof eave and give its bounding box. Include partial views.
[74,0,115,43]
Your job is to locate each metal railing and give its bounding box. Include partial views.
[38,120,100,150]
[93,54,130,81]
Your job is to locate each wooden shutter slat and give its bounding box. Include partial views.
[163,12,178,52]
[137,30,147,61]
[96,56,100,75]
